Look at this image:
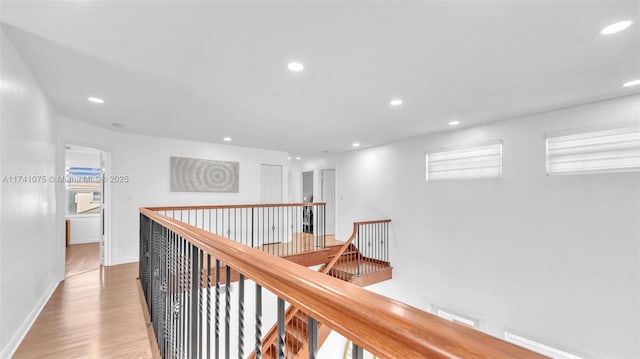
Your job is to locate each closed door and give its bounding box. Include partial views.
[321,169,336,235]
[260,164,282,203]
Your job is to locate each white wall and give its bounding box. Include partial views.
[67,215,101,244]
[58,116,290,265]
[293,95,640,359]
[0,30,63,358]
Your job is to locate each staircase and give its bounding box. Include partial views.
[257,307,333,359]
[249,219,392,359]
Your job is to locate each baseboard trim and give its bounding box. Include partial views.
[113,257,140,266]
[0,278,60,359]
[69,238,100,245]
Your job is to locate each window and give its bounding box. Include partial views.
[431,305,480,329]
[504,331,583,359]
[66,166,102,215]
[546,124,640,175]
[426,141,502,181]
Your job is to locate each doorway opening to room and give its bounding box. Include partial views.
[302,171,314,234]
[64,144,110,277]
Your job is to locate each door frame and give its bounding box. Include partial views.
[62,141,112,268]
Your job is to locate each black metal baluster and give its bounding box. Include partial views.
[352,342,364,359]
[178,236,184,358]
[227,208,231,240]
[225,265,231,359]
[357,226,361,277]
[238,273,245,359]
[255,284,262,359]
[215,259,220,359]
[206,254,211,358]
[251,208,255,247]
[276,298,285,359]
[189,244,197,358]
[193,246,202,359]
[307,316,318,359]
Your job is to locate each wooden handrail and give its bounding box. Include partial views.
[140,208,545,358]
[145,202,326,211]
[353,219,392,225]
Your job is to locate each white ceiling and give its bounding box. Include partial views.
[1,1,639,156]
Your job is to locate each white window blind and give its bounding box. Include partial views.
[426,141,502,181]
[433,308,480,329]
[504,331,582,359]
[546,125,640,175]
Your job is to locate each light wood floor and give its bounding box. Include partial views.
[65,243,100,277]
[13,263,155,358]
[257,234,342,257]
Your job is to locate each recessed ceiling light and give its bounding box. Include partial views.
[449,120,460,126]
[223,137,232,142]
[390,99,403,106]
[352,142,360,147]
[601,20,633,35]
[623,79,640,87]
[288,62,304,72]
[295,156,302,160]
[88,97,104,104]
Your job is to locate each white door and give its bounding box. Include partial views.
[321,169,336,235]
[260,164,282,203]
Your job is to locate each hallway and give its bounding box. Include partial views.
[13,263,155,358]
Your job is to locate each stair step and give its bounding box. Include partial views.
[263,339,302,359]
[291,312,308,331]
[287,319,308,338]
[327,250,358,258]
[285,330,305,354]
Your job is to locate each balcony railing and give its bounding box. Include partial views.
[139,203,546,359]
[146,203,326,257]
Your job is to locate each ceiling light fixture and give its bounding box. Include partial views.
[600,20,633,35]
[352,142,360,148]
[390,99,403,106]
[88,97,104,104]
[449,120,460,126]
[223,137,232,142]
[288,62,304,72]
[623,79,640,87]
[295,156,302,160]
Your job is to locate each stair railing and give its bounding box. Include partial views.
[139,206,545,359]
[146,202,326,257]
[322,219,391,282]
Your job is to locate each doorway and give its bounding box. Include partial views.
[64,144,109,276]
[302,171,314,233]
[321,169,336,235]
